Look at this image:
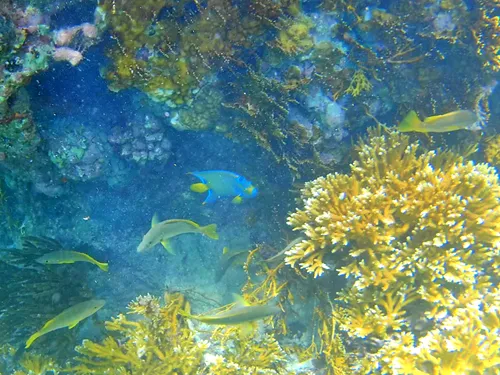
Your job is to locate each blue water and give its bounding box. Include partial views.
[0,0,499,373]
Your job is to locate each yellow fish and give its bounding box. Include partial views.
[137,214,219,254]
[26,299,105,348]
[186,295,280,325]
[36,250,109,272]
[398,110,479,133]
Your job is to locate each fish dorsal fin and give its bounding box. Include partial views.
[151,213,159,228]
[232,293,250,307]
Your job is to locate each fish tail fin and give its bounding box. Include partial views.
[191,183,209,193]
[25,331,41,349]
[201,224,219,240]
[398,111,421,132]
[232,196,243,204]
[96,261,109,272]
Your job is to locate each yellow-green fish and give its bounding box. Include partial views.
[187,295,280,325]
[25,299,105,348]
[137,214,219,254]
[36,250,109,272]
[398,110,479,133]
[215,247,249,282]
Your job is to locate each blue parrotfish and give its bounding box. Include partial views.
[189,170,258,204]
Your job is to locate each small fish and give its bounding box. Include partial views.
[137,214,219,254]
[398,110,479,133]
[215,247,249,282]
[187,295,280,325]
[26,299,105,348]
[264,237,305,264]
[36,250,109,272]
[189,170,258,204]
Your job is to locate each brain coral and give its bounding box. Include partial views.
[286,127,500,374]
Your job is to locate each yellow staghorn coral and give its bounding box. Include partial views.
[287,127,500,374]
[72,292,311,375]
[0,345,61,375]
[484,134,500,166]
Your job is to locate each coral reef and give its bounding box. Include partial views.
[108,114,172,165]
[98,0,293,106]
[318,0,497,121]
[48,127,111,181]
[222,68,339,179]
[0,4,50,165]
[0,345,61,375]
[171,86,225,132]
[73,292,313,375]
[287,127,500,373]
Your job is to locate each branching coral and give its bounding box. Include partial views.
[286,127,500,374]
[73,292,311,375]
[0,345,61,375]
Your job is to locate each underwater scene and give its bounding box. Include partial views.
[0,0,500,374]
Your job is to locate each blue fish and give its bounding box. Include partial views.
[189,170,258,204]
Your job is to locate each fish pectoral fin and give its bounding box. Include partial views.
[190,183,209,193]
[232,195,243,204]
[239,322,254,338]
[161,240,175,255]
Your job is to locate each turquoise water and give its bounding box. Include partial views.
[0,1,499,374]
